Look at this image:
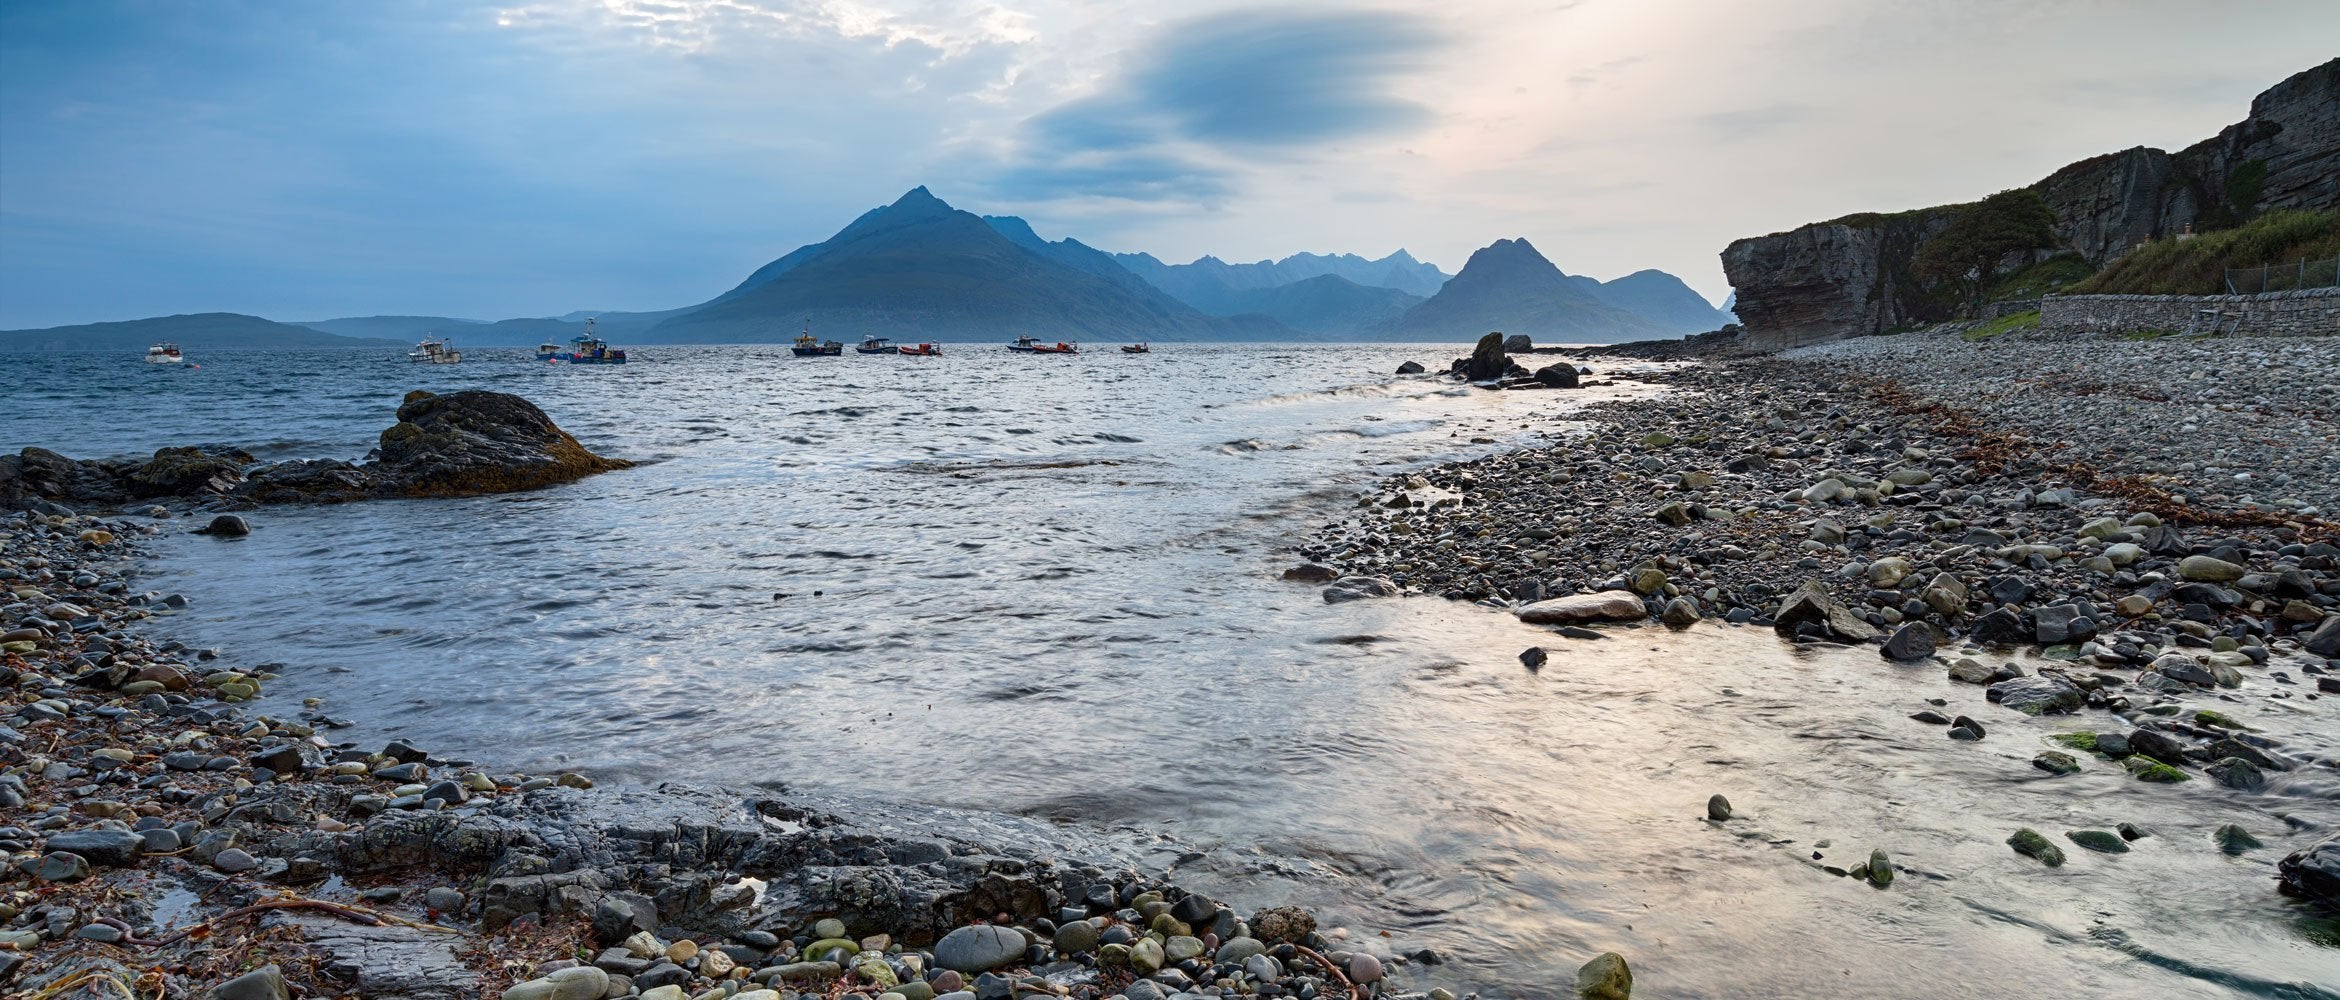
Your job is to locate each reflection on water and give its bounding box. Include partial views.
[7,344,2335,998]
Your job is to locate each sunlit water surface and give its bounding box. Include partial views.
[5,344,2336,999]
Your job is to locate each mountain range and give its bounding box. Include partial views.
[3,187,1733,350]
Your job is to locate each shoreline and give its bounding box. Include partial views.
[7,329,2339,999]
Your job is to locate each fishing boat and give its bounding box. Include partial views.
[791,325,843,357]
[560,319,629,364]
[1028,341,1080,354]
[536,339,562,361]
[1007,335,1040,352]
[898,343,942,356]
[407,337,462,364]
[856,336,899,355]
[144,342,183,364]
[1121,342,1151,354]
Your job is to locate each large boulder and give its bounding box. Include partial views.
[2279,833,2340,905]
[2306,615,2340,657]
[1462,333,1509,382]
[370,390,631,498]
[1501,334,1533,353]
[128,446,251,498]
[1517,590,1647,625]
[1534,363,1580,389]
[1772,580,1880,641]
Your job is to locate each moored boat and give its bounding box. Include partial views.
[791,325,843,357]
[144,342,183,364]
[1028,341,1079,354]
[559,319,628,364]
[1121,342,1150,354]
[898,343,942,356]
[408,336,462,364]
[536,339,562,361]
[1007,335,1040,352]
[856,336,899,355]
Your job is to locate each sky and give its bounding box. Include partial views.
[2,0,2335,328]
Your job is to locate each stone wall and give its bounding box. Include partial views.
[1981,298,2042,319]
[2038,288,2340,336]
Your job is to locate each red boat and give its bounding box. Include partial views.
[898,343,942,356]
[1029,341,1079,354]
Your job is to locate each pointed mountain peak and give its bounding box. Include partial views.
[1384,249,1420,264]
[894,185,943,206]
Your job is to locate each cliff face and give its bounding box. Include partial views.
[1725,58,2340,349]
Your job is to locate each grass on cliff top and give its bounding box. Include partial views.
[2069,210,2340,295]
[1989,253,2096,300]
[1962,310,2041,341]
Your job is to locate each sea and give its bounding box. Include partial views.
[4,343,2335,999]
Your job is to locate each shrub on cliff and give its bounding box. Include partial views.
[2070,210,2339,295]
[1911,189,2058,312]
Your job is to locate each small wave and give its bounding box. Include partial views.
[1093,433,1143,443]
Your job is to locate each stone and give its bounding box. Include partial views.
[1249,906,1315,944]
[2066,830,2128,854]
[547,966,609,1000]
[1880,623,1934,661]
[1053,919,1099,955]
[2033,751,2081,775]
[1660,597,1701,626]
[1518,590,1647,625]
[1946,658,1995,684]
[1535,363,1580,389]
[1346,952,1384,984]
[1970,607,2027,644]
[44,828,144,867]
[933,925,1026,974]
[1866,557,1912,588]
[370,390,632,499]
[1706,794,1732,821]
[1321,576,1400,603]
[212,848,258,873]
[2206,757,2266,790]
[1575,952,1632,1000]
[1519,646,1548,670]
[1396,361,1427,375]
[1653,502,1692,527]
[2278,833,2340,904]
[1987,675,2083,716]
[2007,828,2065,866]
[1866,849,1893,886]
[1919,573,1968,616]
[2216,824,2264,854]
[2178,555,2246,582]
[1282,564,1339,583]
[2305,615,2340,658]
[212,964,290,1000]
[2032,604,2096,644]
[1215,936,1268,965]
[1771,580,1879,641]
[197,514,251,537]
[23,851,91,882]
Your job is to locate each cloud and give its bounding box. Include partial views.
[983,8,1446,205]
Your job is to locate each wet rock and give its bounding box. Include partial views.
[2066,830,2128,854]
[1396,361,1427,375]
[1866,849,1893,886]
[1706,794,1732,821]
[1321,576,1399,603]
[1281,564,1340,583]
[1519,646,1548,670]
[2214,824,2263,854]
[22,851,90,882]
[1346,952,1384,984]
[1535,363,1581,389]
[372,390,632,499]
[197,514,251,537]
[2278,833,2340,904]
[1575,952,1632,1000]
[1517,590,1647,625]
[2007,828,2065,866]
[2178,555,2246,582]
[1987,675,2082,716]
[2032,751,2080,775]
[1880,623,1934,660]
[2206,757,2266,791]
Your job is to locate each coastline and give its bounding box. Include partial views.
[6,329,2339,999]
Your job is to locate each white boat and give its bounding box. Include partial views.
[408,337,462,364]
[536,339,561,361]
[145,342,183,364]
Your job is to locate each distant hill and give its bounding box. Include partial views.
[1373,239,1670,344]
[1114,249,1450,309]
[1201,275,1424,336]
[644,187,1286,343]
[1572,270,1735,334]
[297,314,591,347]
[0,313,403,352]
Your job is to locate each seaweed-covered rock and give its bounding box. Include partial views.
[371,390,630,498]
[129,446,251,498]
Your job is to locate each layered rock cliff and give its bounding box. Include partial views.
[1725,58,2340,349]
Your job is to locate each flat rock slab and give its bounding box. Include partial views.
[1517,591,1647,625]
[282,912,476,1000]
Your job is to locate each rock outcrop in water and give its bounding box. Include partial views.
[0,390,627,511]
[1723,57,2340,348]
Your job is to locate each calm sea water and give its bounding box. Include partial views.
[4,344,2335,999]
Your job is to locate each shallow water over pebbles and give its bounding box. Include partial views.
[6,344,2337,998]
